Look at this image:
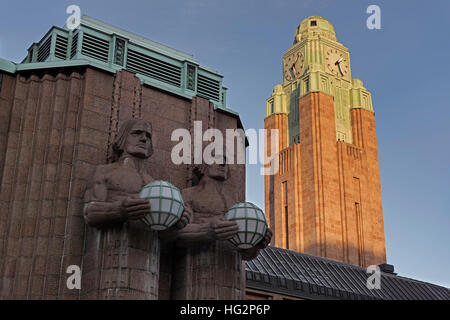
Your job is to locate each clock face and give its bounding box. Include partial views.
[325,48,349,77]
[284,51,305,81]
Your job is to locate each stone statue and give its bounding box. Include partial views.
[84,118,188,229]
[170,157,272,299]
[82,118,189,299]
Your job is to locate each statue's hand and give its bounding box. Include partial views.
[121,196,151,220]
[256,228,273,249]
[175,206,192,230]
[210,218,238,241]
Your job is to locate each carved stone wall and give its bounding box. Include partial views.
[0,67,245,299]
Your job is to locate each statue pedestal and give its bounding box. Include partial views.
[172,241,245,300]
[81,221,160,299]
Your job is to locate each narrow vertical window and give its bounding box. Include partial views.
[353,177,364,266]
[355,202,363,266]
[282,181,289,249]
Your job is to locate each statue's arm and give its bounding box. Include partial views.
[159,201,214,247]
[83,166,126,227]
[173,224,215,247]
[161,188,239,247]
[173,204,239,248]
[173,210,215,247]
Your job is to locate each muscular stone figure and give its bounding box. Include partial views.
[170,158,272,299]
[82,118,188,299]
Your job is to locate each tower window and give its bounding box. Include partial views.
[310,20,317,26]
[271,100,274,114]
[282,181,289,249]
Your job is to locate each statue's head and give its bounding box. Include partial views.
[192,154,230,184]
[112,118,153,162]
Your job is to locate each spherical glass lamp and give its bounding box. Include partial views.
[139,180,184,230]
[225,202,268,249]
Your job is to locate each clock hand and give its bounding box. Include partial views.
[289,67,295,79]
[337,63,344,76]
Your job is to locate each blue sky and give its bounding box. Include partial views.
[1,0,449,288]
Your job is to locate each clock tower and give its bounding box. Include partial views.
[264,16,386,267]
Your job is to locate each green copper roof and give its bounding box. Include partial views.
[0,15,238,116]
[0,58,16,74]
[77,16,199,68]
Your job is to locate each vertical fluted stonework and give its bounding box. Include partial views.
[264,113,287,246]
[0,71,86,299]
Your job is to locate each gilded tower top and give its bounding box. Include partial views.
[294,16,337,43]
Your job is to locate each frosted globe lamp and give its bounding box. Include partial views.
[225,202,268,249]
[139,180,184,230]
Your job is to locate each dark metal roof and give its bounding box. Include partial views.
[245,246,450,300]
